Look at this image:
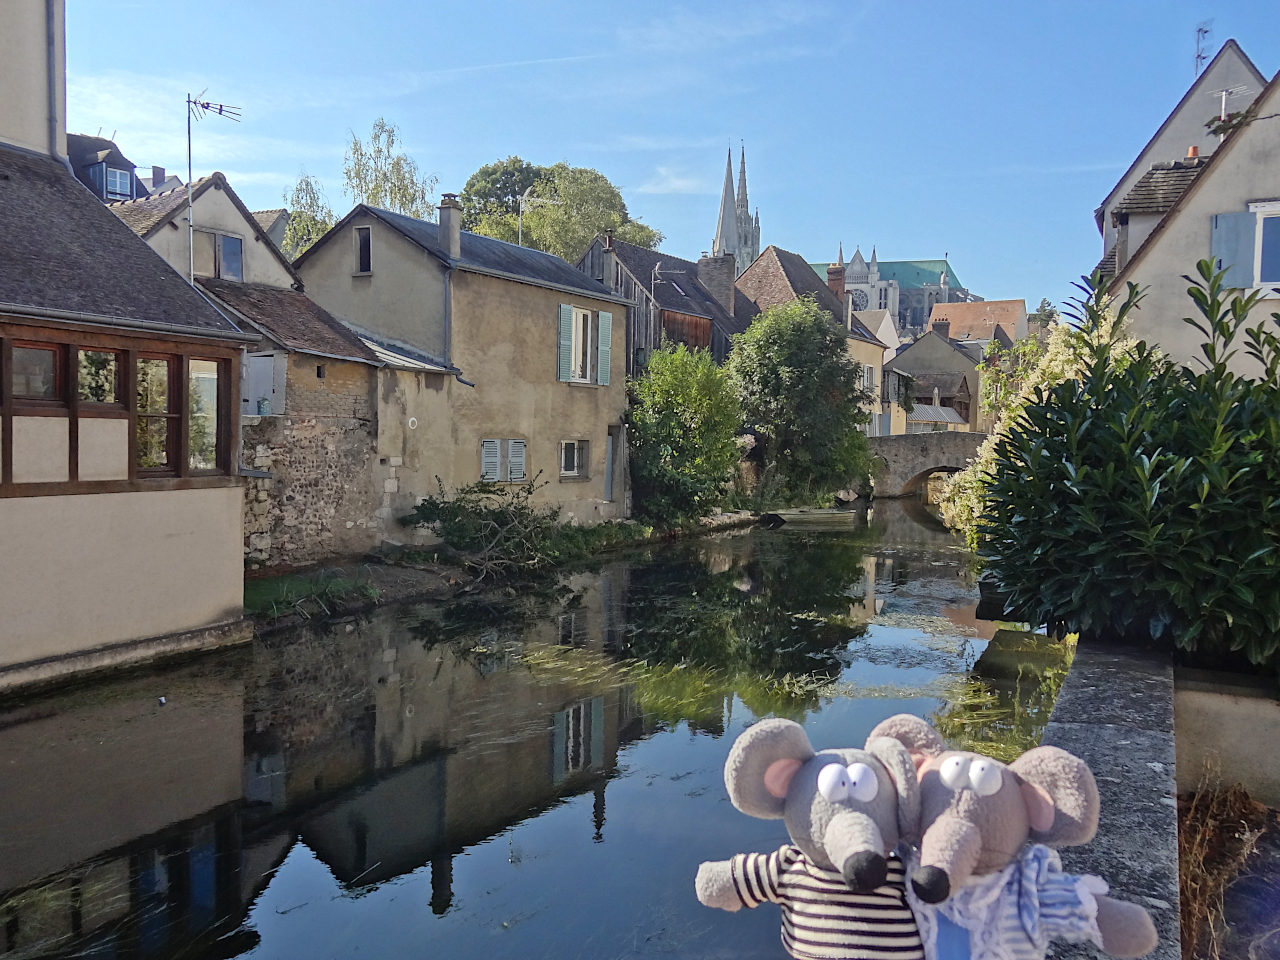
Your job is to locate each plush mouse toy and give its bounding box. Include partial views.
[695,717,926,960]
[868,714,1158,960]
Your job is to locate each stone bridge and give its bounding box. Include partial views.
[868,432,987,497]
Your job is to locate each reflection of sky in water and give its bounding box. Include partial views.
[0,503,1064,960]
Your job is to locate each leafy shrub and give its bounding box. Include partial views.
[981,263,1280,672]
[628,341,741,523]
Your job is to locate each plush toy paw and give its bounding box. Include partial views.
[695,860,742,912]
[1096,895,1158,958]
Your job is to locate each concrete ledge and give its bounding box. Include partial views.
[0,618,253,695]
[1042,642,1180,960]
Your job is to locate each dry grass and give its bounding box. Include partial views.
[1178,761,1270,959]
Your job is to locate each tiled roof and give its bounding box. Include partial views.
[252,208,287,230]
[108,178,205,236]
[1095,246,1117,280]
[929,299,1025,342]
[607,237,747,337]
[808,258,966,291]
[347,206,618,300]
[738,246,883,347]
[197,279,377,363]
[1112,159,1208,217]
[902,370,971,399]
[0,147,242,336]
[907,404,967,424]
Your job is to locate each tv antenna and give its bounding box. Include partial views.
[1194,21,1213,76]
[1210,83,1250,141]
[185,91,241,283]
[516,183,561,247]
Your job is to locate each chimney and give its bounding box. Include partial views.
[603,227,614,250]
[827,264,844,299]
[933,320,950,340]
[151,165,165,191]
[438,193,462,260]
[1186,144,1200,159]
[697,253,736,316]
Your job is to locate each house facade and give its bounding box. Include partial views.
[1111,68,1280,373]
[296,196,630,524]
[886,330,989,432]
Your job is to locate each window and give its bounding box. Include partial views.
[105,167,132,201]
[878,286,889,309]
[193,231,244,281]
[11,345,62,399]
[137,357,176,471]
[355,226,372,273]
[78,350,121,403]
[316,364,326,380]
[560,439,589,479]
[571,308,593,381]
[188,359,220,472]
[480,438,527,482]
[557,304,612,386]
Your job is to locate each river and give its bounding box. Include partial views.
[0,501,1071,959]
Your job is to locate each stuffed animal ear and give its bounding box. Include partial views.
[866,736,922,843]
[725,718,815,820]
[866,714,946,773]
[1009,746,1100,847]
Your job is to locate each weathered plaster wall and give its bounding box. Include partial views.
[0,486,244,665]
[0,0,65,157]
[1175,676,1280,807]
[11,415,69,482]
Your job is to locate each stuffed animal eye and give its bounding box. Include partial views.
[845,763,879,802]
[817,762,851,802]
[967,759,1003,797]
[939,755,971,790]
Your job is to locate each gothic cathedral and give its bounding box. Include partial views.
[711,146,760,277]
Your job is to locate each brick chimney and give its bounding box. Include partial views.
[933,320,950,340]
[697,252,736,316]
[438,193,462,260]
[827,264,844,299]
[151,165,165,191]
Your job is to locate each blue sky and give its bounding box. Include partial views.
[67,1,1279,307]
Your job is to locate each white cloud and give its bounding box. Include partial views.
[634,166,715,195]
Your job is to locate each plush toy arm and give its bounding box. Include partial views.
[1095,895,1158,958]
[695,859,744,912]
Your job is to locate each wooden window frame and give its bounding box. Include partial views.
[10,341,68,407]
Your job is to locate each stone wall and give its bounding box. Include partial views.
[242,412,379,567]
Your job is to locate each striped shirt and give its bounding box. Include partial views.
[729,845,925,960]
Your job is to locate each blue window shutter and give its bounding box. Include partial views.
[480,439,500,481]
[597,311,612,385]
[507,439,526,481]
[1210,212,1256,288]
[558,304,573,381]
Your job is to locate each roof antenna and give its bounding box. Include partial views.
[1194,21,1212,77]
[185,90,241,284]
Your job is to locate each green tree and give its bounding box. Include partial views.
[281,173,335,260]
[1028,297,1060,327]
[459,155,547,230]
[343,117,437,219]
[628,342,742,522]
[726,297,873,501]
[469,161,662,261]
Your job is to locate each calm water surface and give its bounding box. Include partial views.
[0,502,1070,959]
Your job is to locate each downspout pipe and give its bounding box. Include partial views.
[46,0,66,167]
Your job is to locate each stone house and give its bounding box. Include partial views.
[1108,65,1280,374]
[886,330,989,432]
[1093,39,1265,277]
[577,233,746,371]
[295,196,631,524]
[735,244,899,436]
[0,1,252,686]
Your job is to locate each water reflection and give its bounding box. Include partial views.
[0,502,1072,960]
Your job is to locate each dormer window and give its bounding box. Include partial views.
[105,167,132,200]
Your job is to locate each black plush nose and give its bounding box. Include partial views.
[911,866,951,903]
[842,852,888,893]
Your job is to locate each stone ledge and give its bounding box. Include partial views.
[1044,642,1179,960]
[0,619,253,695]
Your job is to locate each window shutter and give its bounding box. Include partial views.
[596,311,612,385]
[507,439,526,481]
[558,304,573,381]
[1210,212,1257,288]
[480,439,500,481]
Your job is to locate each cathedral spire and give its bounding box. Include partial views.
[838,242,845,267]
[736,143,749,215]
[712,147,738,259]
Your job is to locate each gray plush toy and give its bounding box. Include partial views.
[695,717,927,960]
[868,714,1159,960]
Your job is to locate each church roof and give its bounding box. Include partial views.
[808,258,965,291]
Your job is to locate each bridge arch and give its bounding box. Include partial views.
[867,432,986,498]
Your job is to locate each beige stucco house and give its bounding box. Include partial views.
[0,2,253,687]
[296,196,631,524]
[886,330,991,432]
[1110,68,1280,374]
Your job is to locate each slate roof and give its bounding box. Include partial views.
[737,246,883,347]
[1112,158,1209,217]
[66,133,149,200]
[197,278,377,363]
[607,237,748,337]
[306,205,620,301]
[0,147,243,337]
[929,299,1025,342]
[808,258,966,291]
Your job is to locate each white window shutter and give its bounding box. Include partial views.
[558,304,574,381]
[480,439,500,481]
[597,311,612,385]
[507,439,527,481]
